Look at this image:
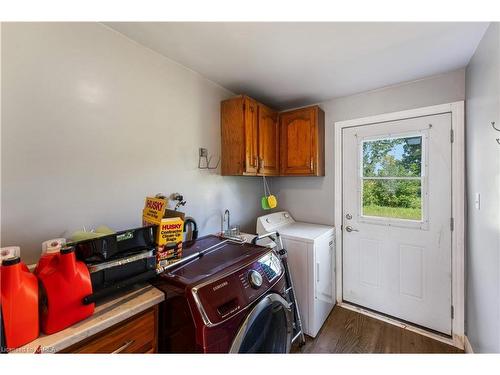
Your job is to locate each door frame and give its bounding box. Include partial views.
[333,101,465,349]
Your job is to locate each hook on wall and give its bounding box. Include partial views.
[170,193,187,210]
[491,122,500,145]
[198,148,220,169]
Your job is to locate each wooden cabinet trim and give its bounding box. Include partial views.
[243,96,259,174]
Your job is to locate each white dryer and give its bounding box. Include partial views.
[256,211,335,338]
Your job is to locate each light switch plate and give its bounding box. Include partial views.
[474,193,481,210]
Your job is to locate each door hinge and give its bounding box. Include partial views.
[451,305,454,319]
[450,129,454,143]
[450,217,454,231]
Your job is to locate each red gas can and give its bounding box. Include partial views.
[38,246,94,334]
[0,256,39,350]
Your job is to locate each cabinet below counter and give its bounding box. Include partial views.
[13,284,164,354]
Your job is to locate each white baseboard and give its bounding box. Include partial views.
[464,336,474,353]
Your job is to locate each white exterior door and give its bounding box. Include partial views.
[342,113,452,335]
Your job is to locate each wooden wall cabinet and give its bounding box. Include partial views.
[221,96,324,176]
[280,105,325,176]
[221,96,279,176]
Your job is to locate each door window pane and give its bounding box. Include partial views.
[361,135,423,221]
[363,136,422,177]
[362,179,422,220]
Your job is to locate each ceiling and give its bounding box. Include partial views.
[105,22,489,110]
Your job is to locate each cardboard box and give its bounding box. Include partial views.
[142,196,184,272]
[142,197,185,245]
[143,196,169,222]
[155,243,183,273]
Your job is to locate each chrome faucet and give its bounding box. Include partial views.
[222,209,231,233]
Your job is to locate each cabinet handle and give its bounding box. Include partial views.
[111,340,134,354]
[253,156,258,167]
[310,158,314,171]
[316,263,320,283]
[259,158,265,170]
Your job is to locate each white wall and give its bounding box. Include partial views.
[1,23,263,264]
[465,23,500,353]
[273,68,466,225]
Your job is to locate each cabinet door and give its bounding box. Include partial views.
[258,104,279,175]
[244,97,259,174]
[315,236,335,304]
[221,97,245,175]
[280,106,318,175]
[62,306,158,353]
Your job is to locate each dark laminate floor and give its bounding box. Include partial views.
[292,306,463,354]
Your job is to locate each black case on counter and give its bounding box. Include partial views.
[88,250,156,290]
[72,225,157,263]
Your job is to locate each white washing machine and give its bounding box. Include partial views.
[257,211,335,338]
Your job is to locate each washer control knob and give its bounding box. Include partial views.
[248,270,263,289]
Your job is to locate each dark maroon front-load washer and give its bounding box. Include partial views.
[152,235,292,353]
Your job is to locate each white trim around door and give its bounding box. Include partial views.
[333,101,465,350]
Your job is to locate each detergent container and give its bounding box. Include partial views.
[39,245,94,334]
[34,238,66,275]
[0,254,39,350]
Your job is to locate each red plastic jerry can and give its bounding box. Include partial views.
[38,246,94,334]
[0,257,39,350]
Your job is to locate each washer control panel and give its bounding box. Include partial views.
[237,252,281,290]
[248,270,263,289]
[193,251,283,325]
[256,211,295,234]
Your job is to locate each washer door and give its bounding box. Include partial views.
[229,293,292,353]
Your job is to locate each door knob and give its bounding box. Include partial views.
[345,225,359,233]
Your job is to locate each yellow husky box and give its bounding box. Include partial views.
[143,196,169,222]
[142,214,183,246]
[142,196,184,245]
[142,196,184,272]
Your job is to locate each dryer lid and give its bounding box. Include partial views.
[277,222,334,242]
[257,212,333,242]
[256,211,295,233]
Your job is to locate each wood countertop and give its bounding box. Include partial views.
[12,284,164,353]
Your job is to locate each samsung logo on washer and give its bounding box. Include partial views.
[212,281,229,291]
